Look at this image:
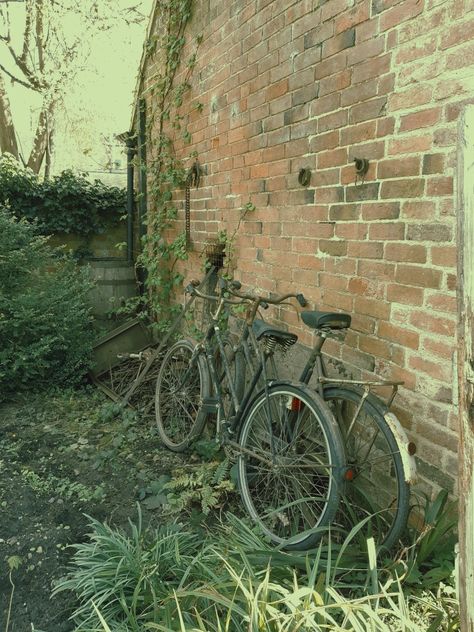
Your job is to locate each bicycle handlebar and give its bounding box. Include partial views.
[185,277,307,313]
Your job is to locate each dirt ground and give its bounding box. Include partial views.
[0,388,186,632]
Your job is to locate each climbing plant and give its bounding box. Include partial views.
[134,0,199,332]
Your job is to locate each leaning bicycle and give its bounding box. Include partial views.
[225,283,417,551]
[155,279,345,550]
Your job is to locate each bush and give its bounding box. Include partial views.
[0,209,95,398]
[0,154,126,237]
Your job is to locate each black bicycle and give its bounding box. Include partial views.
[222,282,417,551]
[155,280,346,550]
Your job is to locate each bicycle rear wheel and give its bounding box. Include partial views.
[155,339,210,451]
[324,387,411,551]
[237,383,344,550]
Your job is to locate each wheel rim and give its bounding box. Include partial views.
[327,395,406,549]
[239,390,335,546]
[156,344,203,446]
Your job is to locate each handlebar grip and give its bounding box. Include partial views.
[296,293,307,307]
[190,279,200,287]
[230,280,242,290]
[260,301,269,310]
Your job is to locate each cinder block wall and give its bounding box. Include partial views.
[139,0,474,495]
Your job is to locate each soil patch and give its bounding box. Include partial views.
[0,389,186,632]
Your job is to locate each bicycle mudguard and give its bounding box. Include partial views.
[384,412,417,484]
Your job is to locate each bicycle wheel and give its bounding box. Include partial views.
[155,339,210,451]
[324,387,411,551]
[237,383,344,550]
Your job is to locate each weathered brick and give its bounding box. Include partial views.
[422,153,444,175]
[407,223,452,242]
[350,96,387,124]
[361,202,400,220]
[396,265,442,289]
[380,178,424,199]
[346,182,380,202]
[387,283,424,306]
[379,0,424,31]
[385,243,427,263]
[318,238,347,256]
[399,107,441,132]
[329,203,360,221]
[322,28,356,58]
[377,157,420,179]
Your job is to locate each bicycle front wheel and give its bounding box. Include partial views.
[324,387,411,551]
[155,339,210,452]
[237,383,344,550]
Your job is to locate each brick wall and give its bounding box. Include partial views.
[138,0,474,495]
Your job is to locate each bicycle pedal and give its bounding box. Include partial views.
[202,397,219,413]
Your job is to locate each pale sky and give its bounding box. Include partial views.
[1,0,153,176]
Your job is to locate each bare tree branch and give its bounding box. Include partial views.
[0,60,36,89]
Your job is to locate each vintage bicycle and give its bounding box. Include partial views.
[155,279,346,550]
[222,281,418,551]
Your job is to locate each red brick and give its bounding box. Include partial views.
[440,18,474,50]
[359,335,392,360]
[322,28,356,58]
[446,40,474,71]
[303,22,334,49]
[410,311,456,337]
[385,243,427,263]
[313,168,340,186]
[336,222,368,239]
[380,178,424,199]
[350,96,388,124]
[266,79,288,101]
[396,36,437,64]
[318,109,348,132]
[311,92,341,116]
[426,177,453,197]
[318,69,352,96]
[426,293,457,314]
[369,222,405,240]
[347,35,385,66]
[354,296,391,319]
[422,154,444,175]
[352,53,391,84]
[317,147,347,169]
[431,246,456,268]
[321,0,349,22]
[387,283,424,306]
[399,107,441,133]
[388,86,432,111]
[315,50,348,79]
[379,0,424,32]
[396,265,442,289]
[309,129,340,152]
[341,78,378,107]
[335,1,370,34]
[347,241,384,259]
[340,120,377,145]
[378,321,419,350]
[361,202,400,220]
[377,157,421,179]
[388,135,432,155]
[409,355,452,383]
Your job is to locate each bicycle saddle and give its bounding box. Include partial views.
[252,320,298,346]
[301,311,351,330]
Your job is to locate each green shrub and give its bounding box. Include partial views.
[0,209,95,398]
[0,154,125,237]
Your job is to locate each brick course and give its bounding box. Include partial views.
[137,0,474,495]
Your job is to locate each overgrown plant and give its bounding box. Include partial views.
[55,511,460,632]
[133,0,199,332]
[0,154,125,236]
[0,209,94,398]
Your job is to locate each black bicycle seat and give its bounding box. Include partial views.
[252,320,298,345]
[301,311,351,330]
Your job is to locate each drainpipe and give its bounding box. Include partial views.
[125,134,136,265]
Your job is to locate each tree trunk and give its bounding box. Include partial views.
[27,99,54,174]
[0,72,20,159]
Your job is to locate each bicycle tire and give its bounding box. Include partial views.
[237,382,345,550]
[323,386,410,551]
[155,339,210,452]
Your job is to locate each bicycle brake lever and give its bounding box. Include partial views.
[296,294,307,307]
